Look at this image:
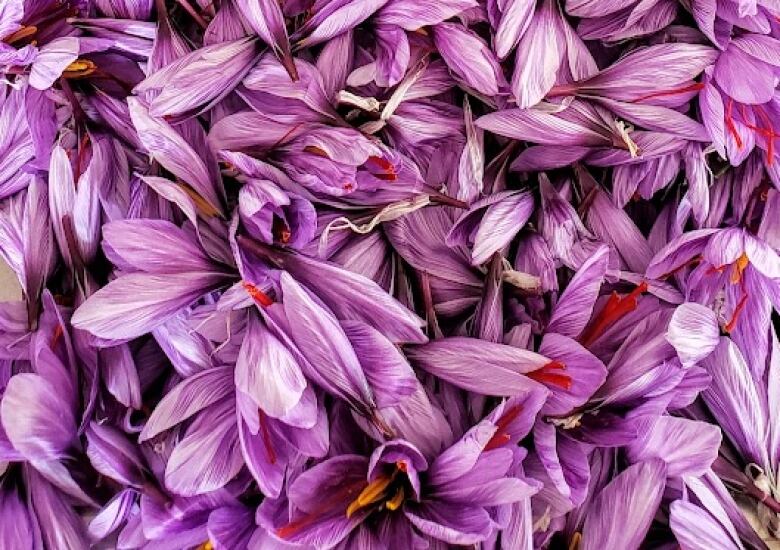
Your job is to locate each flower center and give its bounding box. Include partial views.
[345,461,411,518]
[272,215,292,244]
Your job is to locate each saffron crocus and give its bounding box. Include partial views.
[646,227,780,375]
[72,219,235,341]
[5,0,780,545]
[267,395,542,548]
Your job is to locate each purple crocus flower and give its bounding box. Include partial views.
[266,394,542,547]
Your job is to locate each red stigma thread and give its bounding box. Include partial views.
[242,282,273,307]
[528,361,572,391]
[579,282,649,346]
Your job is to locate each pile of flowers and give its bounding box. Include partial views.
[1,0,780,548]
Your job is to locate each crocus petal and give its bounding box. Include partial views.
[627,416,721,477]
[128,97,223,215]
[235,313,307,418]
[669,500,743,550]
[279,272,375,410]
[404,501,493,545]
[342,320,417,408]
[433,23,503,97]
[0,373,76,460]
[407,337,549,396]
[139,366,234,441]
[88,489,137,540]
[580,459,667,550]
[0,486,35,550]
[376,0,478,29]
[165,401,243,496]
[511,0,565,108]
[72,271,230,340]
[547,244,610,338]
[666,303,720,367]
[700,338,768,465]
[258,245,426,343]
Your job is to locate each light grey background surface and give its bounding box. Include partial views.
[0,257,23,302]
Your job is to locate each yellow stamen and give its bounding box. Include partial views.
[197,542,214,550]
[62,59,97,79]
[568,532,582,550]
[176,181,222,218]
[731,252,749,284]
[385,487,404,511]
[3,25,37,45]
[345,475,392,518]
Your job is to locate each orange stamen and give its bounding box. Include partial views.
[527,361,572,391]
[731,253,749,284]
[579,282,649,346]
[242,281,273,306]
[345,474,393,518]
[62,59,97,80]
[258,410,277,465]
[632,82,705,103]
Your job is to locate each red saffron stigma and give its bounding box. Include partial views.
[725,99,744,149]
[579,282,649,346]
[632,82,705,103]
[258,410,277,465]
[276,479,368,538]
[242,281,273,307]
[50,324,64,349]
[484,405,525,451]
[365,156,398,181]
[528,361,572,391]
[724,292,749,333]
